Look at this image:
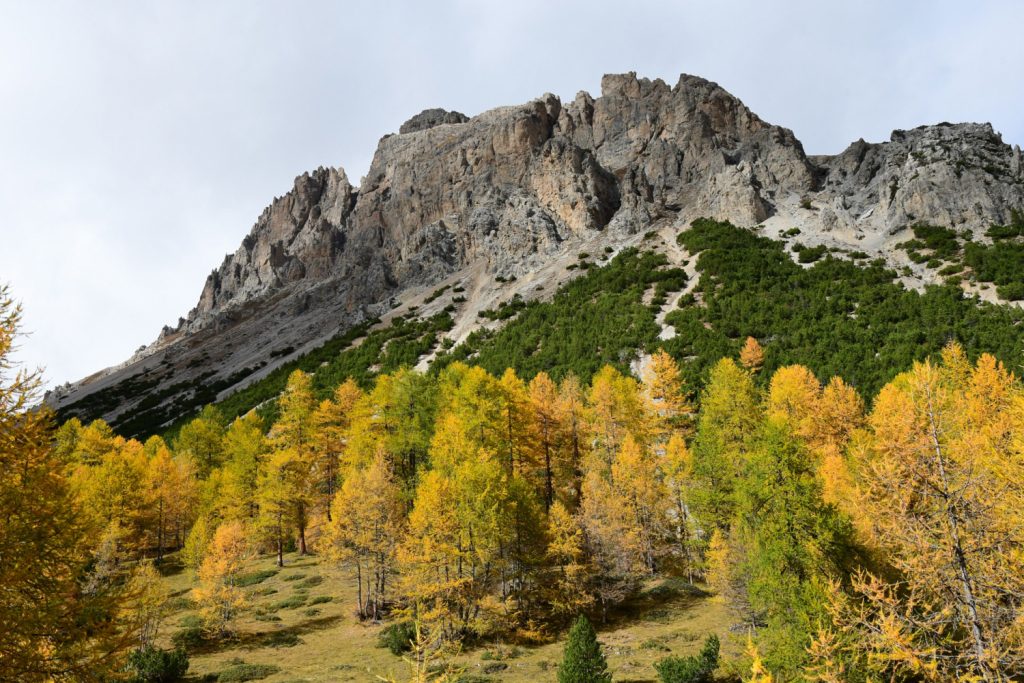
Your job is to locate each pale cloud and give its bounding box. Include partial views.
[1,0,1021,387]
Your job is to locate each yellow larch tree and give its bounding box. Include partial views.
[643,349,694,439]
[268,370,317,554]
[311,378,361,520]
[587,365,651,474]
[324,449,404,620]
[220,411,266,522]
[529,371,563,511]
[660,434,700,581]
[0,287,134,681]
[557,374,590,507]
[545,501,596,618]
[830,348,1024,680]
[739,336,764,372]
[193,520,252,637]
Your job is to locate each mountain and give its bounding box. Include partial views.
[46,72,1024,435]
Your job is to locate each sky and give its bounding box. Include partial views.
[1,1,1022,389]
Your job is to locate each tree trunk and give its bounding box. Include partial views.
[926,391,992,680]
[298,502,308,555]
[276,514,284,567]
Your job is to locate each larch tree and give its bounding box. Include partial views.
[175,405,226,478]
[734,417,853,676]
[587,365,651,477]
[268,370,317,554]
[220,411,266,522]
[609,433,667,574]
[529,371,563,511]
[557,374,589,508]
[739,336,765,372]
[192,520,252,637]
[824,349,1024,680]
[0,287,133,681]
[496,368,536,476]
[310,378,361,520]
[660,434,700,581]
[256,446,304,566]
[643,348,694,438]
[691,357,761,532]
[324,449,404,620]
[546,501,596,619]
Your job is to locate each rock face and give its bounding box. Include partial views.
[809,123,1023,235]
[399,108,470,134]
[48,72,1024,432]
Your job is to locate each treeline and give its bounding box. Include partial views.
[46,337,1024,681]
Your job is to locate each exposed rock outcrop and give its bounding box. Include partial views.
[48,72,1024,432]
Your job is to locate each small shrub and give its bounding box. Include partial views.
[234,569,278,587]
[253,613,281,622]
[216,662,281,682]
[178,615,202,629]
[309,595,332,605]
[640,638,671,652]
[303,607,321,617]
[377,621,416,656]
[281,573,306,582]
[297,575,323,588]
[273,596,307,610]
[654,634,719,683]
[264,631,301,648]
[126,645,190,683]
[797,244,828,263]
[997,282,1024,300]
[170,626,205,651]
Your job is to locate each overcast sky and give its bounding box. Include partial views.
[2,1,1022,388]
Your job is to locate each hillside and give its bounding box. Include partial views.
[45,72,1024,437]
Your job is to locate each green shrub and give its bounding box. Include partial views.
[309,595,332,605]
[216,662,281,682]
[264,631,301,648]
[126,645,190,683]
[654,634,719,683]
[797,244,827,263]
[298,575,323,588]
[234,569,278,587]
[377,621,416,656]
[170,625,205,651]
[272,596,307,610]
[996,282,1024,301]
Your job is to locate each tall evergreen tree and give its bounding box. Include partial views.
[558,615,611,683]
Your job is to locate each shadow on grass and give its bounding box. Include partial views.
[184,614,346,656]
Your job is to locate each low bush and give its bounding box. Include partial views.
[654,634,719,683]
[377,621,416,655]
[126,645,190,683]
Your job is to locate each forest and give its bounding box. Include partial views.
[4,271,1024,681]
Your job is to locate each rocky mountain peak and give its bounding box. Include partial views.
[49,73,1024,434]
[398,108,470,134]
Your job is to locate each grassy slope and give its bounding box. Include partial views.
[159,552,734,683]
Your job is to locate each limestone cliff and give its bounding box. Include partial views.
[47,72,1024,433]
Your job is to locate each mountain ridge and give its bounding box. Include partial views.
[46,71,1024,433]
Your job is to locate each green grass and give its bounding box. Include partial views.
[155,551,732,682]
